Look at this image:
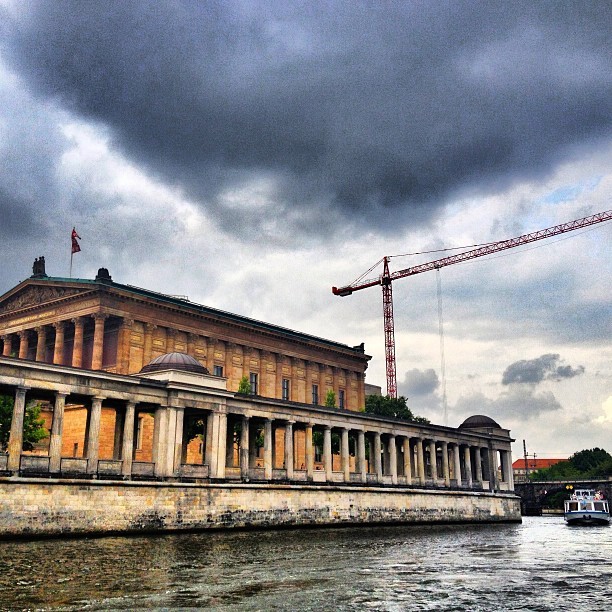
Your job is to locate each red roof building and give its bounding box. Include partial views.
[512,458,568,482]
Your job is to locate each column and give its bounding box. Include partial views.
[116,318,133,373]
[207,339,216,374]
[474,447,483,483]
[121,401,136,476]
[166,328,177,353]
[504,450,515,490]
[341,428,350,482]
[91,313,107,370]
[305,423,314,480]
[70,317,85,367]
[333,368,340,405]
[464,446,473,487]
[35,326,47,362]
[167,407,184,477]
[86,396,104,473]
[284,421,294,479]
[323,425,332,480]
[17,330,29,359]
[143,323,157,365]
[216,412,228,477]
[2,335,12,357]
[240,416,250,479]
[429,441,438,484]
[7,386,28,471]
[403,438,412,485]
[225,342,234,388]
[187,333,198,357]
[205,412,215,473]
[53,321,66,365]
[357,430,366,482]
[264,418,273,479]
[389,435,398,484]
[274,353,283,399]
[416,438,425,483]
[490,447,500,491]
[453,444,462,486]
[49,392,68,473]
[153,406,168,477]
[442,441,450,486]
[374,432,382,481]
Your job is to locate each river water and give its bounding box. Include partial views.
[0,516,610,611]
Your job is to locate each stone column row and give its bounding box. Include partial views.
[1,313,108,370]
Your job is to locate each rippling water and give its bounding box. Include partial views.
[0,517,610,611]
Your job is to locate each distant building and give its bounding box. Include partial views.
[512,458,568,483]
[364,383,382,396]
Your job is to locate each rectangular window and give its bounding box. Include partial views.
[250,372,258,395]
[282,378,290,401]
[339,389,345,409]
[213,365,223,377]
[135,416,144,450]
[312,384,319,405]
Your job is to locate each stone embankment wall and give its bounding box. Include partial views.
[0,479,521,538]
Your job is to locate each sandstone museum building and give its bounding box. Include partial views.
[0,260,520,536]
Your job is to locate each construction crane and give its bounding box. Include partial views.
[332,209,612,398]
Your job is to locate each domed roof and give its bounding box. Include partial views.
[140,352,209,375]
[459,414,502,429]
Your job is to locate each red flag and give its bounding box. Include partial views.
[71,227,81,254]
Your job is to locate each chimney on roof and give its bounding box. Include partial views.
[95,268,112,283]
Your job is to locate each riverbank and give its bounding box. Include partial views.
[0,477,521,538]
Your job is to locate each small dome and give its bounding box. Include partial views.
[140,352,209,374]
[459,415,502,429]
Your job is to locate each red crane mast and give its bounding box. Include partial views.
[332,209,612,397]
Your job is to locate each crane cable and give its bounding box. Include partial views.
[436,268,448,426]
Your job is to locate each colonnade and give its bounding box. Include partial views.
[0,315,365,409]
[0,378,514,493]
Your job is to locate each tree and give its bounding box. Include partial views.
[530,447,612,481]
[324,389,336,408]
[0,395,49,452]
[237,375,252,394]
[364,394,429,423]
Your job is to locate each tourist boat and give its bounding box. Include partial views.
[564,489,610,526]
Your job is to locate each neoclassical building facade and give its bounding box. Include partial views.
[0,264,370,410]
[0,262,519,536]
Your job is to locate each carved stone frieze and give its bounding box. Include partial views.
[0,286,84,314]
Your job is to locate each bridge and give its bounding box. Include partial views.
[514,479,611,515]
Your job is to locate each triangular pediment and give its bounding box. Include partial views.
[0,283,94,315]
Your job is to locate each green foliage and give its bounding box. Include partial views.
[529,447,612,481]
[364,394,429,423]
[237,375,252,395]
[0,395,49,451]
[184,417,206,444]
[324,390,336,408]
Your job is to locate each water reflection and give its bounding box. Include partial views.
[0,518,610,610]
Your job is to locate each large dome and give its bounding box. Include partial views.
[140,352,209,375]
[459,415,502,429]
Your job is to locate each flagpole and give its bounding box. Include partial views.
[70,250,73,279]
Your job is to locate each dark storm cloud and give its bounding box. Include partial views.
[3,1,611,238]
[0,188,45,238]
[502,354,585,385]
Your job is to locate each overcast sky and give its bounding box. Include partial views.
[0,1,610,460]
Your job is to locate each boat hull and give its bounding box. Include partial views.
[564,511,610,526]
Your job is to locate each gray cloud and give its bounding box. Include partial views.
[2,1,611,241]
[400,368,440,397]
[454,387,562,422]
[502,354,585,385]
